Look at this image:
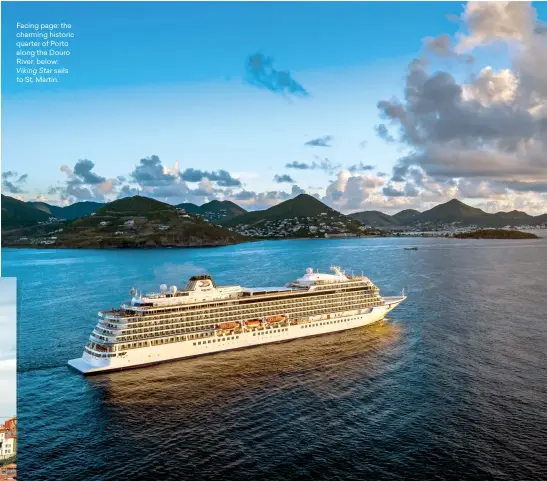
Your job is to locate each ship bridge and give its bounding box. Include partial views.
[126,274,242,309]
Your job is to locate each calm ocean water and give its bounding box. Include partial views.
[5,237,547,481]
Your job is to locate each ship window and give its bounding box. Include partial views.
[193,342,196,346]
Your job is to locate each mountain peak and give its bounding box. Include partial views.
[221,192,340,227]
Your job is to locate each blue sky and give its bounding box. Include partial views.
[0,278,16,420]
[2,2,547,214]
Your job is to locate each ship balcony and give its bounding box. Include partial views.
[90,330,118,344]
[100,310,136,322]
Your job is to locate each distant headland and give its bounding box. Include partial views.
[454,229,539,239]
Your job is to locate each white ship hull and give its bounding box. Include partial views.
[68,297,405,375]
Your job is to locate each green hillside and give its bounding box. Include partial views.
[29,200,103,220]
[392,209,420,223]
[199,200,247,221]
[175,202,201,214]
[1,195,50,230]
[221,194,369,237]
[416,199,487,223]
[3,196,248,248]
[223,194,342,226]
[348,210,400,227]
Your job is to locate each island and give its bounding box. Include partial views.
[454,229,539,239]
[1,196,247,249]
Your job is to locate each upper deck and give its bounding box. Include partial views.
[100,267,377,319]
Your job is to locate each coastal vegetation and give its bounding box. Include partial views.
[454,229,539,239]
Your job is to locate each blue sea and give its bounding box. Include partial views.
[5,237,547,480]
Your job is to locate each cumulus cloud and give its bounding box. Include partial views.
[455,2,538,52]
[304,135,332,147]
[130,155,178,187]
[120,156,243,204]
[274,174,295,183]
[52,160,116,202]
[383,182,420,198]
[376,1,547,210]
[2,171,28,194]
[324,170,386,210]
[180,168,241,187]
[72,159,106,184]
[245,52,309,97]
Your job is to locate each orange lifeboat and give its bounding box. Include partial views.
[245,319,261,327]
[218,321,238,330]
[266,315,286,324]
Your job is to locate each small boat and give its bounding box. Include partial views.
[265,315,286,323]
[245,319,261,327]
[218,321,238,330]
[404,247,418,250]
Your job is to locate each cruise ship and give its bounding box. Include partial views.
[68,266,406,375]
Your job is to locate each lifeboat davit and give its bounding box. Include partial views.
[266,315,286,324]
[245,319,261,327]
[218,321,238,330]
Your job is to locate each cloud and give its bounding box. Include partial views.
[424,33,455,57]
[228,184,305,210]
[423,33,474,63]
[245,52,309,97]
[375,124,395,143]
[180,168,241,187]
[291,184,305,196]
[128,156,234,203]
[455,2,538,53]
[285,157,340,172]
[43,155,246,206]
[376,1,547,207]
[52,160,116,202]
[304,135,332,147]
[2,171,28,194]
[130,155,178,187]
[324,170,386,210]
[125,155,193,202]
[285,161,311,170]
[348,162,375,173]
[383,182,420,198]
[273,174,295,183]
[117,184,141,199]
[72,159,106,184]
